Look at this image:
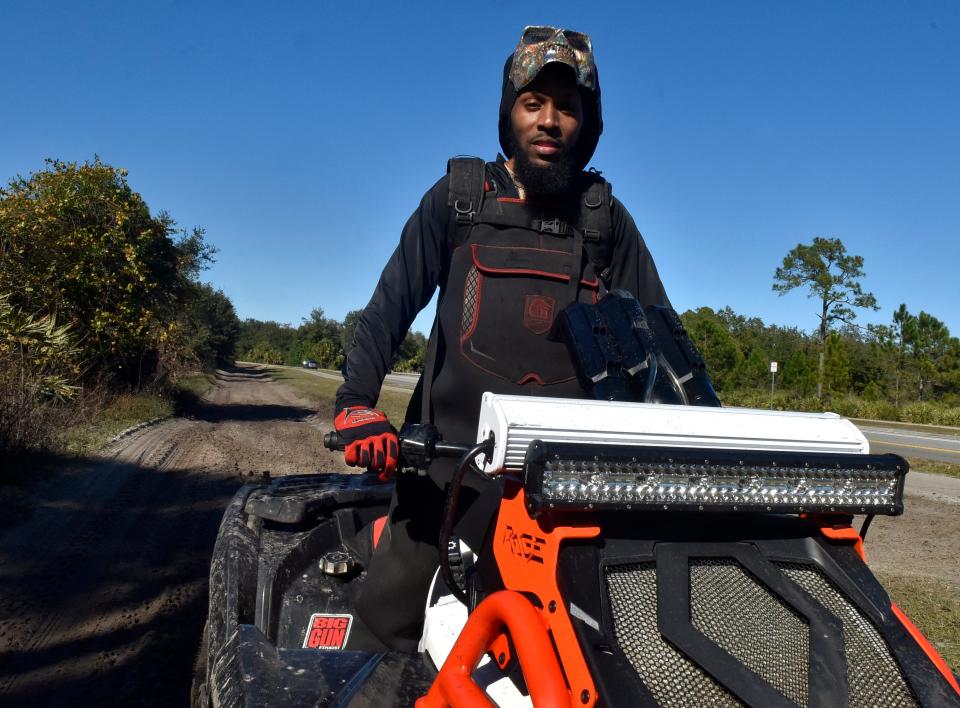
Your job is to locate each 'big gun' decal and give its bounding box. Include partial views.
[303,613,353,650]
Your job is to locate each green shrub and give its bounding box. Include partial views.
[720,390,824,413]
[858,399,898,421]
[900,402,939,425]
[861,381,886,402]
[822,396,896,420]
[0,159,215,388]
[930,407,960,427]
[718,389,960,425]
[0,293,81,457]
[826,396,860,418]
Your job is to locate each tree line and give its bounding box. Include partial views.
[236,309,427,373]
[683,237,959,423]
[238,297,959,423]
[0,158,240,455]
[681,304,959,412]
[3,158,957,459]
[237,235,959,426]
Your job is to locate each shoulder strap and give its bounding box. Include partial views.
[446,157,487,250]
[419,158,486,424]
[580,177,614,291]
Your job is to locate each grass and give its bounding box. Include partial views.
[907,457,960,480]
[59,391,174,456]
[264,367,413,424]
[174,372,216,400]
[57,372,216,456]
[875,571,960,673]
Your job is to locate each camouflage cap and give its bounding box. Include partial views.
[509,25,597,92]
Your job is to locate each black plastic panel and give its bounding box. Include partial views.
[244,473,394,524]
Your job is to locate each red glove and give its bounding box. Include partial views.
[334,407,399,480]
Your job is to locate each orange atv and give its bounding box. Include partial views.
[192,297,959,707]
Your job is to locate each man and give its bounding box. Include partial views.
[334,26,670,650]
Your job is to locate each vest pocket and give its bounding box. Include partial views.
[460,244,599,385]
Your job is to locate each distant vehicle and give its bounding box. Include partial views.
[302,359,318,369]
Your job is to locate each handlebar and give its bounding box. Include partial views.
[324,424,480,471]
[325,423,495,607]
[322,431,345,450]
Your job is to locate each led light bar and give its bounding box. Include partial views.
[523,441,907,516]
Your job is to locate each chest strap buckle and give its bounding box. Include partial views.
[537,218,567,236]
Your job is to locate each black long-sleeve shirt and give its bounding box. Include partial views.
[335,159,670,413]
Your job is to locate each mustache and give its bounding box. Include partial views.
[531,136,562,147]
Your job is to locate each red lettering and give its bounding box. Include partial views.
[305,615,351,649]
[318,628,346,647]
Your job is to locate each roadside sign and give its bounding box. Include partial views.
[770,361,778,373]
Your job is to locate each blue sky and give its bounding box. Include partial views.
[3,1,958,338]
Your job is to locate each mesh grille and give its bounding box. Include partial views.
[776,563,919,707]
[605,562,743,707]
[606,559,921,707]
[461,266,480,336]
[690,559,809,705]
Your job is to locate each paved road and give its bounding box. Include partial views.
[310,368,419,392]
[858,424,960,466]
[242,363,420,393]
[263,364,960,467]
[381,371,419,390]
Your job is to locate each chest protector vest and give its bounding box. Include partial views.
[420,157,614,442]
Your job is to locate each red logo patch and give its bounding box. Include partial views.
[303,613,353,650]
[523,295,556,335]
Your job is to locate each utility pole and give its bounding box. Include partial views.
[770,361,778,409]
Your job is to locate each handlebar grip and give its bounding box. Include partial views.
[323,431,345,451]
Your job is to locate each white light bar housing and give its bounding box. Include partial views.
[476,393,870,476]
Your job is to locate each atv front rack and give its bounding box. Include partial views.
[418,591,569,707]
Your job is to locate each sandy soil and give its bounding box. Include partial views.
[0,362,956,705]
[867,482,960,588]
[0,364,341,706]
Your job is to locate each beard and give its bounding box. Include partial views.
[510,136,579,201]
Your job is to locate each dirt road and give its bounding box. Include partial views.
[0,364,341,706]
[0,363,956,705]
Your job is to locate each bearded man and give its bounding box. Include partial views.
[334,26,670,650]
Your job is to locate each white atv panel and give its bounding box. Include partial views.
[476,393,869,475]
[420,567,532,707]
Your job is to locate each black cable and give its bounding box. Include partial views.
[438,437,494,606]
[860,514,875,542]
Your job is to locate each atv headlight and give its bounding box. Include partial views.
[523,441,906,516]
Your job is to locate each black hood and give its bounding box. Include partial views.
[497,54,603,171]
